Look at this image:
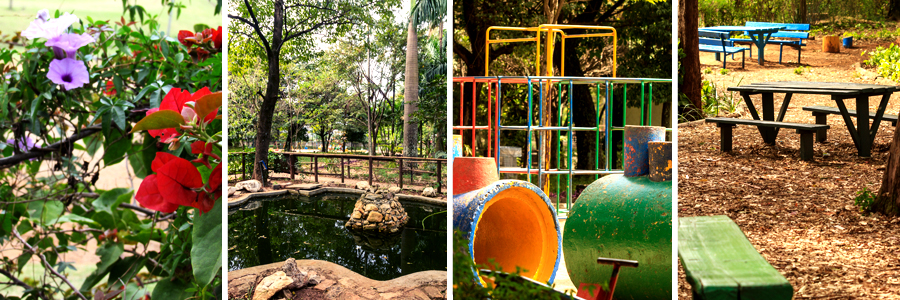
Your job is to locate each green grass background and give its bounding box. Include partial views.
[0,0,222,37]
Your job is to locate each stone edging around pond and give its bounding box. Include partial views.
[228,259,447,299]
[227,186,447,208]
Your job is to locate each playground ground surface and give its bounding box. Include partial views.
[679,35,900,298]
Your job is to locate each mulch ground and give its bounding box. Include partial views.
[678,33,900,298]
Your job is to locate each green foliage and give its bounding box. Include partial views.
[703,67,712,74]
[864,43,900,82]
[699,0,885,27]
[855,187,877,212]
[0,6,222,300]
[719,68,730,75]
[794,66,805,75]
[700,78,742,116]
[453,230,576,299]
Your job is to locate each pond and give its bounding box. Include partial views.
[228,192,447,280]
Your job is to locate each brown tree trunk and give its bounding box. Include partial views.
[679,0,702,120]
[874,125,900,216]
[403,19,420,158]
[798,0,807,23]
[253,0,285,186]
[889,0,900,21]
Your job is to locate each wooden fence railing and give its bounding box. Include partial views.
[230,152,446,192]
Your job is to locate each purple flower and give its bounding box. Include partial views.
[36,9,50,22]
[6,137,38,150]
[47,58,89,90]
[21,12,79,40]
[45,33,94,58]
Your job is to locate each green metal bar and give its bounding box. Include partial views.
[649,83,653,126]
[622,84,627,167]
[595,83,600,181]
[567,80,574,212]
[607,81,612,171]
[640,82,645,126]
[556,81,562,210]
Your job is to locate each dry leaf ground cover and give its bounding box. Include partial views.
[678,36,900,298]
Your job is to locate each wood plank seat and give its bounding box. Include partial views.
[706,117,829,161]
[699,30,746,69]
[679,215,793,300]
[730,22,810,64]
[802,105,899,142]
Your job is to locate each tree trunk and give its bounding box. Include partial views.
[889,0,900,21]
[402,18,420,158]
[874,125,900,216]
[252,0,285,186]
[679,0,702,120]
[798,0,807,23]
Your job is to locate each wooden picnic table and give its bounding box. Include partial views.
[728,81,900,157]
[700,26,783,65]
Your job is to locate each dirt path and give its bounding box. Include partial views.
[679,37,900,298]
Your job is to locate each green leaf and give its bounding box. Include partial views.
[151,277,192,300]
[130,110,184,134]
[81,241,126,291]
[56,214,100,227]
[108,255,146,289]
[193,92,221,122]
[191,200,222,286]
[93,188,131,214]
[103,131,132,166]
[27,200,64,226]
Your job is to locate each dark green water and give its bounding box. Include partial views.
[227,193,447,280]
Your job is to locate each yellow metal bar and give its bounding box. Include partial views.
[563,33,616,38]
[488,37,540,44]
[484,26,564,76]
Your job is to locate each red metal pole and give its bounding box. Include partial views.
[471,78,477,155]
[487,80,493,157]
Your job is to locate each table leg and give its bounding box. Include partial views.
[834,97,861,153]
[869,93,891,138]
[857,95,872,157]
[772,93,793,137]
[761,92,776,144]
[752,32,773,65]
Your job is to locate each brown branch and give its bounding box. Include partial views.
[0,269,50,300]
[12,227,88,300]
[0,126,102,170]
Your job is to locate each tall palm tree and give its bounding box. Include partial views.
[402,0,445,158]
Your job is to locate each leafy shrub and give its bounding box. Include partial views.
[453,230,576,299]
[854,187,877,212]
[864,44,900,82]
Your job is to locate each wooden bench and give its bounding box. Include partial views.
[802,105,899,143]
[730,22,810,64]
[679,215,793,300]
[706,117,829,161]
[699,30,746,69]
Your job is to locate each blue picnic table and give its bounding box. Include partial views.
[700,26,784,65]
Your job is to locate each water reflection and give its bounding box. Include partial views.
[228,193,447,280]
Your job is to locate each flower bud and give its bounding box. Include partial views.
[167,140,180,151]
[181,106,197,123]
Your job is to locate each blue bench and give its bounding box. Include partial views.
[698,30,746,69]
[730,22,810,64]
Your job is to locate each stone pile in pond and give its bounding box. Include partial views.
[345,187,408,234]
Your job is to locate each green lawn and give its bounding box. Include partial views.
[0,0,221,38]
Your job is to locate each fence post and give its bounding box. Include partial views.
[341,157,345,183]
[399,158,404,190]
[289,154,295,181]
[314,156,319,183]
[242,153,246,180]
[368,156,374,186]
[437,161,442,193]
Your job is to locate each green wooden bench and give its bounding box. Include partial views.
[802,105,899,143]
[706,117,829,161]
[679,215,793,300]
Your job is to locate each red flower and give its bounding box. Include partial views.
[190,141,220,168]
[145,87,216,142]
[213,26,222,50]
[103,80,116,96]
[177,30,196,47]
[135,152,218,214]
